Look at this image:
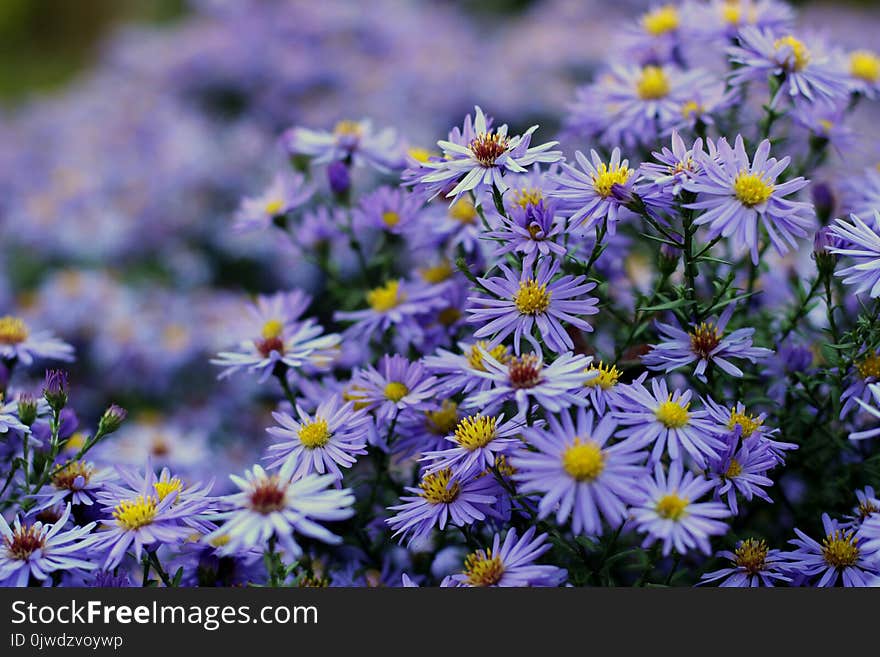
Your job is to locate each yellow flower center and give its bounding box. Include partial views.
[774,35,811,72]
[513,280,552,314]
[264,199,284,216]
[681,100,703,119]
[584,362,621,390]
[463,550,505,586]
[454,415,498,450]
[725,458,743,479]
[857,353,880,380]
[381,211,400,228]
[407,147,434,163]
[367,280,406,312]
[113,496,158,531]
[655,396,690,428]
[636,66,671,100]
[642,5,679,35]
[425,400,459,436]
[334,120,363,138]
[734,538,768,575]
[850,50,880,82]
[513,187,544,208]
[51,461,93,490]
[420,260,453,284]
[733,171,774,207]
[299,418,331,448]
[419,468,460,504]
[689,321,722,358]
[467,341,510,371]
[153,476,183,501]
[655,493,689,520]
[384,382,409,402]
[449,198,478,224]
[822,530,860,568]
[261,319,284,340]
[342,385,371,411]
[592,162,633,198]
[728,409,763,438]
[0,316,29,345]
[562,439,605,482]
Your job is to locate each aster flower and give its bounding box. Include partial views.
[484,198,566,270]
[234,171,314,232]
[464,349,595,416]
[695,0,794,40]
[467,258,598,354]
[417,106,562,205]
[207,461,354,560]
[614,377,725,466]
[0,504,97,587]
[423,340,512,397]
[621,4,683,65]
[345,354,438,427]
[264,395,370,481]
[630,461,731,556]
[639,131,705,201]
[282,119,402,171]
[449,527,567,587]
[706,441,775,514]
[702,397,795,465]
[30,459,115,512]
[829,212,880,299]
[850,383,880,442]
[844,486,880,528]
[783,513,880,587]
[354,185,424,236]
[582,361,624,413]
[511,408,647,535]
[0,315,74,366]
[728,27,849,108]
[386,467,500,546]
[699,538,790,587]
[684,136,813,264]
[549,148,637,235]
[421,413,525,477]
[642,304,773,381]
[843,49,880,98]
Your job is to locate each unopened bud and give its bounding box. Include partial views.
[42,369,69,413]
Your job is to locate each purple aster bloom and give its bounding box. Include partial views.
[830,212,880,299]
[511,408,647,535]
[423,340,512,397]
[30,459,116,512]
[642,304,773,381]
[700,538,790,587]
[684,135,813,264]
[421,413,526,477]
[842,49,880,99]
[582,361,625,414]
[464,349,595,416]
[639,131,706,201]
[706,441,775,514]
[449,527,567,587]
[468,258,598,354]
[417,106,562,206]
[386,467,500,546]
[850,383,880,442]
[844,486,880,528]
[693,0,794,40]
[208,461,353,561]
[549,148,637,235]
[840,347,880,419]
[353,185,424,236]
[234,171,314,232]
[728,27,849,108]
[0,504,97,587]
[282,119,402,172]
[264,395,370,481]
[630,461,730,556]
[345,354,438,427]
[614,377,725,466]
[0,315,74,366]
[484,198,566,269]
[620,4,684,66]
[702,397,795,466]
[783,513,880,587]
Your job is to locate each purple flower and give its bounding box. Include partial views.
[354,185,424,236]
[467,258,598,354]
[630,461,730,556]
[700,538,790,587]
[511,408,647,535]
[830,212,880,299]
[234,171,314,232]
[283,119,402,172]
[684,135,813,264]
[840,347,880,419]
[30,460,116,512]
[421,413,525,478]
[702,397,796,466]
[484,198,566,269]
[0,315,74,366]
[449,527,567,587]
[639,131,705,201]
[423,340,512,398]
[345,354,438,427]
[706,441,775,514]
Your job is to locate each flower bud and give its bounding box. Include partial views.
[98,404,127,436]
[327,160,351,199]
[812,226,839,277]
[811,182,836,225]
[658,233,683,276]
[17,393,38,427]
[42,369,69,413]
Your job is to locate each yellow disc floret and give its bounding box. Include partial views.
[261,319,284,340]
[733,171,774,206]
[636,65,671,100]
[592,162,633,198]
[735,538,769,575]
[113,496,158,530]
[367,280,405,312]
[562,439,606,482]
[822,529,860,568]
[0,316,29,345]
[728,408,763,438]
[655,396,690,428]
[299,418,331,448]
[449,198,478,224]
[655,493,689,520]
[857,353,880,380]
[642,5,679,35]
[454,415,498,450]
[584,362,621,390]
[850,50,880,83]
[419,469,460,504]
[513,280,552,314]
[153,475,183,501]
[463,549,505,586]
[467,342,510,371]
[425,400,459,436]
[774,35,811,72]
[384,382,409,402]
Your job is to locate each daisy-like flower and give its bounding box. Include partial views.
[511,408,647,535]
[234,171,314,232]
[684,135,813,264]
[706,441,775,514]
[631,461,730,556]
[468,258,598,355]
[417,106,562,205]
[830,212,880,299]
[639,131,705,201]
[614,377,725,466]
[783,513,880,587]
[421,413,525,477]
[207,461,354,560]
[699,538,791,587]
[423,341,511,397]
[728,27,849,108]
[621,4,683,65]
[264,395,370,481]
[702,398,795,465]
[345,354,438,427]
[844,486,880,528]
[449,527,567,587]
[582,361,624,413]
[386,467,500,546]
[30,459,115,512]
[353,185,424,236]
[484,198,566,270]
[0,315,74,366]
[549,148,637,235]
[844,49,880,98]
[282,119,402,171]
[0,504,97,587]
[695,0,794,40]
[642,304,773,381]
[465,349,595,416]
[850,383,880,442]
